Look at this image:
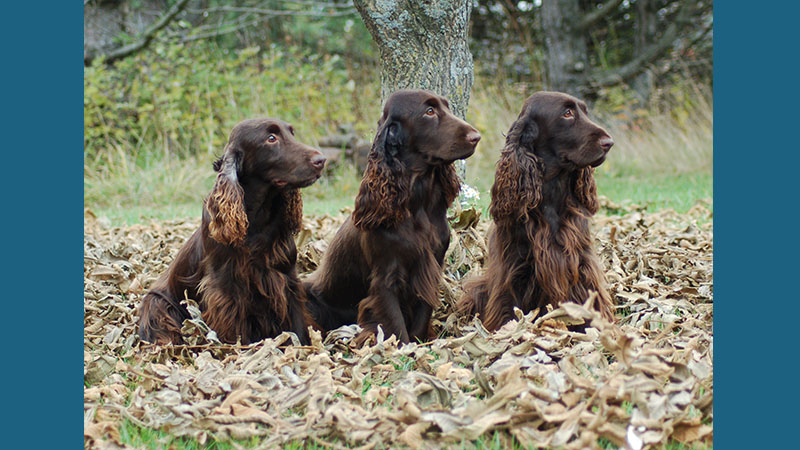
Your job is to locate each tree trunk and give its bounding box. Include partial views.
[540,0,590,98]
[352,0,474,119]
[631,0,658,106]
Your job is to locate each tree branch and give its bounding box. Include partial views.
[589,2,696,88]
[179,18,263,42]
[94,0,192,65]
[190,5,357,17]
[167,11,256,39]
[684,16,714,52]
[576,0,625,32]
[274,0,354,8]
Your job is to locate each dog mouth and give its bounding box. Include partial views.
[297,173,323,188]
[422,143,476,165]
[590,154,606,167]
[460,145,476,159]
[304,173,323,186]
[447,144,476,162]
[563,147,607,169]
[274,172,322,189]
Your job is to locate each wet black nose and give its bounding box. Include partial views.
[466,130,481,146]
[311,154,326,170]
[599,136,614,153]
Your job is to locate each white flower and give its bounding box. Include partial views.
[460,184,480,200]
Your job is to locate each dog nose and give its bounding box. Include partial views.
[599,136,614,152]
[467,130,481,146]
[311,154,327,170]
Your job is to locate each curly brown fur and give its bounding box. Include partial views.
[458,92,615,330]
[138,118,326,345]
[489,119,545,222]
[282,188,304,235]
[304,90,481,345]
[206,150,249,246]
[352,134,411,229]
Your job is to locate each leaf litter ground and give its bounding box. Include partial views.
[84,198,713,449]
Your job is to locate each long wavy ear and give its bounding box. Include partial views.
[489,117,544,221]
[574,167,599,214]
[282,188,303,235]
[352,120,410,230]
[206,146,249,245]
[437,163,461,206]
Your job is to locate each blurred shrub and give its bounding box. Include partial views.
[84,42,378,165]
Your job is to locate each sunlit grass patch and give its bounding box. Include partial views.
[116,420,711,449]
[118,419,259,449]
[595,171,712,215]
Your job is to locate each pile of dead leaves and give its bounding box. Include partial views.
[84,198,713,449]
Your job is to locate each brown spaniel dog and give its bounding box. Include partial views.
[138,118,326,345]
[304,89,481,345]
[458,91,615,330]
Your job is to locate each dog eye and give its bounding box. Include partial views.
[563,109,574,119]
[425,107,436,116]
[266,134,278,143]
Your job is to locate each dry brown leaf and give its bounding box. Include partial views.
[83,202,713,448]
[673,422,713,444]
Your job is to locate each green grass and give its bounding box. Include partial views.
[84,148,212,225]
[595,170,712,214]
[301,163,362,217]
[119,419,257,449]
[117,421,529,449]
[85,155,365,225]
[116,420,711,449]
[86,164,711,226]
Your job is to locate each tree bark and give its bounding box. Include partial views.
[541,0,590,97]
[631,0,658,106]
[352,0,474,120]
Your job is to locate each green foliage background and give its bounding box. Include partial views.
[85,43,375,163]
